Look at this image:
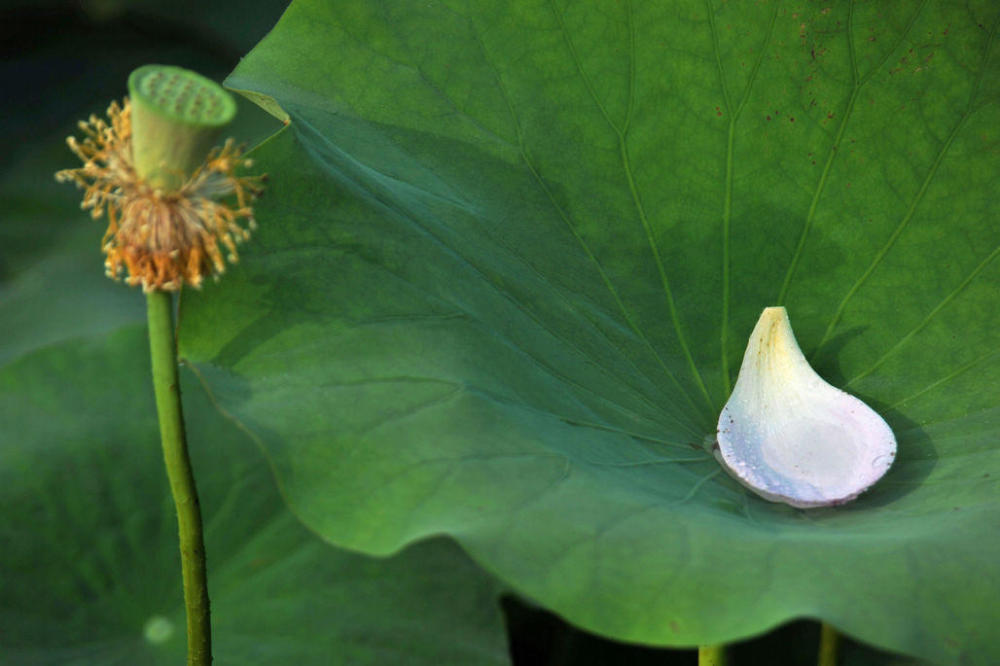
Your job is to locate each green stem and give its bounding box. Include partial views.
[699,644,727,666]
[147,290,211,666]
[817,622,840,666]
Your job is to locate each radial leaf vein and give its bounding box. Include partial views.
[813,11,997,355]
[676,468,723,504]
[549,0,714,411]
[623,0,636,135]
[844,243,1000,387]
[298,115,687,432]
[468,14,712,430]
[707,0,779,395]
[816,6,999,350]
[778,0,930,307]
[548,0,622,133]
[887,349,1000,410]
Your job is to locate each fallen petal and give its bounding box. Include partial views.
[716,307,896,508]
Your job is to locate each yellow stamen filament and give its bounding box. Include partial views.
[55,99,263,291]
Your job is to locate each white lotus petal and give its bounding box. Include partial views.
[716,307,896,508]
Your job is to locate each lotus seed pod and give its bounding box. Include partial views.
[716,307,896,508]
[128,64,237,190]
[56,65,262,291]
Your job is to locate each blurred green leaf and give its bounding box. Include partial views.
[179,1,1000,663]
[0,326,511,665]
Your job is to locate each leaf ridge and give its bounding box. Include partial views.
[618,138,714,410]
[886,350,1000,411]
[297,115,698,433]
[844,242,1000,388]
[337,4,521,150]
[463,24,699,425]
[517,150,710,431]
[707,0,780,394]
[550,0,714,410]
[558,417,698,448]
[676,468,723,504]
[778,0,931,307]
[548,0,623,134]
[469,10,712,427]
[622,0,637,135]
[813,10,998,354]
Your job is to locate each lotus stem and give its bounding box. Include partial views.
[818,622,840,666]
[55,64,259,666]
[147,289,211,665]
[699,644,727,665]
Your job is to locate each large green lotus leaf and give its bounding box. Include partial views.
[181,0,999,663]
[0,327,510,665]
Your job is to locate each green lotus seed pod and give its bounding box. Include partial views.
[128,64,237,190]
